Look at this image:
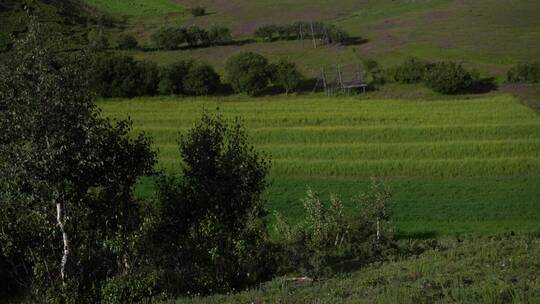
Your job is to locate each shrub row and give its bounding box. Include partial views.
[254,21,350,45]
[225,52,303,96]
[507,62,540,83]
[152,25,232,50]
[92,52,303,98]
[92,55,220,97]
[386,57,477,94]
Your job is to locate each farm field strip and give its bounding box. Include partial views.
[101,95,540,178]
[156,139,540,160]
[102,95,540,234]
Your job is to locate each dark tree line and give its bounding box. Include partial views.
[91,52,303,98]
[92,55,221,97]
[151,25,232,50]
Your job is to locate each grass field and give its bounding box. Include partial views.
[84,0,184,16]
[100,94,540,236]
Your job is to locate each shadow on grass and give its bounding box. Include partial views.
[466,77,498,94]
[342,37,369,46]
[395,230,438,240]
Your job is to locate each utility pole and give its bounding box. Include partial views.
[310,21,317,49]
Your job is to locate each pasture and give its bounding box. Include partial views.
[100,94,540,236]
[116,0,540,79]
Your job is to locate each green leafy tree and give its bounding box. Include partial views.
[388,57,433,84]
[117,34,138,50]
[155,113,272,293]
[92,54,159,97]
[185,26,209,47]
[208,25,232,45]
[424,61,473,94]
[269,59,303,95]
[354,178,392,242]
[225,52,270,96]
[507,62,540,83]
[158,60,193,95]
[0,20,156,301]
[151,27,186,50]
[183,62,221,95]
[254,24,278,41]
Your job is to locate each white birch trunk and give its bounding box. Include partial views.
[376,218,381,241]
[56,201,69,285]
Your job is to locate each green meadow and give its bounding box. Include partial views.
[100,94,540,236]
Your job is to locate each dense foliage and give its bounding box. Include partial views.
[225,52,270,95]
[151,27,186,50]
[92,54,160,97]
[152,25,232,50]
[183,62,221,95]
[91,56,220,97]
[153,113,273,294]
[424,61,473,94]
[387,57,433,84]
[507,62,540,83]
[116,34,138,50]
[208,25,233,45]
[275,179,394,277]
[0,21,157,302]
[268,59,303,94]
[158,60,194,95]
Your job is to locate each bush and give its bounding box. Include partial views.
[191,6,206,17]
[208,25,232,45]
[101,270,165,304]
[117,34,138,50]
[225,52,270,95]
[327,26,350,44]
[183,63,221,95]
[388,57,433,84]
[275,179,395,278]
[137,60,160,96]
[268,59,302,94]
[424,61,473,94]
[158,60,194,95]
[185,25,209,47]
[255,24,278,41]
[92,55,160,97]
[151,27,186,50]
[154,113,273,293]
[507,62,540,83]
[363,59,385,87]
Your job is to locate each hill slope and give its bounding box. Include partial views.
[172,234,540,303]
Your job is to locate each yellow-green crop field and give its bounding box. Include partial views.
[100,95,540,236]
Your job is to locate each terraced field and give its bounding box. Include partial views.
[100,95,540,235]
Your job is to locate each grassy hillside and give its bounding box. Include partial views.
[114,0,540,79]
[100,94,540,235]
[171,234,540,303]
